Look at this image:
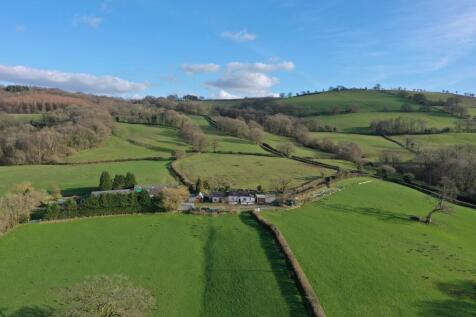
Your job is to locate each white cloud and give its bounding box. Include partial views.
[227,61,295,72]
[0,64,148,95]
[206,60,294,98]
[181,63,220,74]
[221,29,257,42]
[73,15,103,28]
[211,89,241,99]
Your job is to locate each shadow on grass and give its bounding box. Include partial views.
[418,280,476,316]
[61,186,97,197]
[326,203,414,223]
[238,213,309,316]
[0,306,55,317]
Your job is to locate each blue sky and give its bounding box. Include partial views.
[0,0,475,98]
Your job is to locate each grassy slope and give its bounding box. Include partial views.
[263,132,328,158]
[0,113,42,121]
[263,178,476,317]
[0,160,176,195]
[309,132,413,161]
[175,153,334,190]
[0,213,307,316]
[190,116,267,154]
[393,133,476,150]
[281,90,417,113]
[65,123,188,162]
[311,112,457,133]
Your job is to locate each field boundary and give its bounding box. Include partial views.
[169,160,194,188]
[380,135,418,154]
[48,157,170,166]
[251,210,327,317]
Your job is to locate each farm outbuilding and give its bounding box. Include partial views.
[227,191,256,205]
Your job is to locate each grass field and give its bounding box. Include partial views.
[263,178,476,317]
[0,213,307,316]
[280,90,418,114]
[392,133,476,150]
[175,153,334,190]
[311,111,457,133]
[309,132,413,161]
[263,132,328,158]
[190,116,267,154]
[65,123,188,163]
[0,113,42,122]
[0,160,176,196]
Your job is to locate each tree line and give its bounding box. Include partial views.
[369,117,449,135]
[46,186,190,220]
[0,105,113,165]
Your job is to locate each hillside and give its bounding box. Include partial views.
[263,178,476,316]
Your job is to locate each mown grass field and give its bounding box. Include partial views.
[0,213,307,316]
[280,90,417,113]
[65,123,188,162]
[309,132,413,161]
[263,178,476,317]
[392,133,476,150]
[175,153,334,190]
[0,160,176,195]
[311,111,457,133]
[190,116,268,154]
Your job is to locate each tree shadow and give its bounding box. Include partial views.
[238,212,309,316]
[325,203,415,224]
[418,280,476,316]
[61,186,97,196]
[0,306,55,317]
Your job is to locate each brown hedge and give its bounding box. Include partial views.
[251,210,327,317]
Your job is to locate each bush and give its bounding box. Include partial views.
[377,165,396,179]
[403,172,415,183]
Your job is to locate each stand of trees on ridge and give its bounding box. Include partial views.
[0,105,113,165]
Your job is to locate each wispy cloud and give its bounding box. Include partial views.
[181,63,220,74]
[73,15,103,28]
[15,25,26,32]
[221,29,257,42]
[0,64,148,95]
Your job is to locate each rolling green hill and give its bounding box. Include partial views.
[311,111,457,133]
[263,177,476,317]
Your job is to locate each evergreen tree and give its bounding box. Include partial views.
[112,175,126,190]
[125,172,137,189]
[137,190,152,210]
[99,171,112,190]
[46,203,61,220]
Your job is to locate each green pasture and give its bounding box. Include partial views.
[263,177,476,317]
[0,160,176,196]
[0,213,307,316]
[392,133,476,150]
[189,116,267,154]
[309,132,413,161]
[311,111,457,133]
[175,153,334,190]
[281,90,417,114]
[65,123,188,163]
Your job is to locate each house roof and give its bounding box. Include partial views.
[91,189,132,196]
[228,191,254,197]
[255,194,266,199]
[209,192,226,197]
